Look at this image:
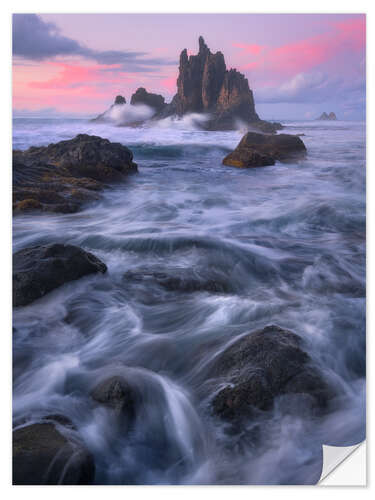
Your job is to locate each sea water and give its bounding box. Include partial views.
[12,117,366,484]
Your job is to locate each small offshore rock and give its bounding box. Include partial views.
[223,131,306,168]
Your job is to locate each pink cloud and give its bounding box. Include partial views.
[235,16,365,79]
[161,74,177,94]
[233,43,262,55]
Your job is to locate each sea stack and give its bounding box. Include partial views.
[164,36,279,131]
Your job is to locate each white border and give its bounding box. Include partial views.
[1,0,372,497]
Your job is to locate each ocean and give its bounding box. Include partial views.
[12,117,366,484]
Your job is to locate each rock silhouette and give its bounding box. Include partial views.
[317,111,337,120]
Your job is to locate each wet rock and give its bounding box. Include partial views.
[211,325,334,421]
[13,134,137,213]
[13,243,107,307]
[130,87,166,113]
[13,422,95,485]
[91,376,135,417]
[223,132,306,168]
[124,267,231,294]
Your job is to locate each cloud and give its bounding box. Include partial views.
[12,14,176,72]
[235,17,365,78]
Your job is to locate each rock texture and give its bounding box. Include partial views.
[13,422,95,485]
[223,131,306,168]
[210,325,334,421]
[164,36,281,132]
[130,87,166,113]
[91,376,136,417]
[13,134,137,213]
[317,111,337,121]
[13,243,107,307]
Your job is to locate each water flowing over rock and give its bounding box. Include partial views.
[13,422,95,484]
[223,131,306,168]
[130,87,166,113]
[13,243,107,307]
[91,376,136,417]
[210,325,335,421]
[13,134,137,213]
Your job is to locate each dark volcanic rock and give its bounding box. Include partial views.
[211,325,334,421]
[13,243,107,307]
[13,134,137,213]
[130,87,166,113]
[91,376,136,417]
[163,36,280,132]
[13,422,95,485]
[223,131,306,168]
[317,111,337,121]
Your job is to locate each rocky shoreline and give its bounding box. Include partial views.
[13,134,137,213]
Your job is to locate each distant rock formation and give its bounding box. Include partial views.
[317,111,337,121]
[222,131,306,168]
[114,95,126,105]
[130,87,166,113]
[163,36,280,131]
[93,37,283,132]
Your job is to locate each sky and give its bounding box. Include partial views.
[12,13,366,120]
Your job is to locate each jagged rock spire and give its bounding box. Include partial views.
[169,36,259,126]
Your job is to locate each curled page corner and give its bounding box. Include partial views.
[319,441,366,484]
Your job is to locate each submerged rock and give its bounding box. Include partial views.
[13,243,107,307]
[13,134,137,213]
[13,422,95,485]
[91,376,136,417]
[124,267,232,294]
[210,325,334,421]
[130,87,166,113]
[223,131,306,168]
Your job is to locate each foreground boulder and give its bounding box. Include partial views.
[210,325,334,421]
[13,134,137,213]
[13,243,107,307]
[13,422,95,485]
[223,132,306,168]
[130,87,166,113]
